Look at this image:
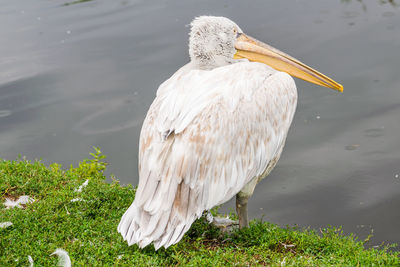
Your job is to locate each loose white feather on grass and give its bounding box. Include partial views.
[28,255,34,267]
[51,249,71,267]
[74,179,89,192]
[3,195,35,209]
[70,198,84,202]
[0,221,13,228]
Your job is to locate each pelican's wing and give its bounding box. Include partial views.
[118,62,297,249]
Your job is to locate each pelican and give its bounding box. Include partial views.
[118,16,342,250]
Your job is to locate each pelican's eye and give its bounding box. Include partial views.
[233,28,241,38]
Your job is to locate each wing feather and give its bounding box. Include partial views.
[118,61,297,249]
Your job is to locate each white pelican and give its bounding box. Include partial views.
[118,16,342,250]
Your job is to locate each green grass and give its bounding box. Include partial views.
[1,148,399,266]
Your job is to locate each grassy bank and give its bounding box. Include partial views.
[1,149,398,266]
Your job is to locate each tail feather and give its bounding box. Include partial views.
[118,182,203,250]
[147,210,169,241]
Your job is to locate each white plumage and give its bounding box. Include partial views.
[118,59,297,249]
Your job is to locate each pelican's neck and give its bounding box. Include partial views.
[191,55,235,70]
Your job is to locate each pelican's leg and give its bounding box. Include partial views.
[236,177,259,229]
[236,193,249,228]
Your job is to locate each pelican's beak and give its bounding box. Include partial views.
[234,33,343,92]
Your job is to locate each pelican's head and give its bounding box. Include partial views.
[189,16,243,70]
[189,16,343,92]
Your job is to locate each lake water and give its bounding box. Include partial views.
[1,0,399,248]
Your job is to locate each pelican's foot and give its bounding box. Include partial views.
[206,213,238,233]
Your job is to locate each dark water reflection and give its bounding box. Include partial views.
[1,0,399,248]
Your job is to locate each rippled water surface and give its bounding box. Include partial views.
[1,0,400,247]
